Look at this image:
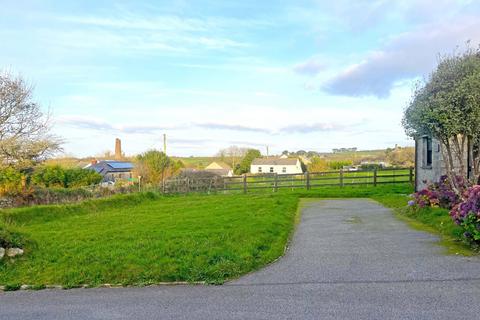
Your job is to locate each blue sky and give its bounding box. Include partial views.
[2,0,480,157]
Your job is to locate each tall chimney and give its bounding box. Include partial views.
[115,138,122,160]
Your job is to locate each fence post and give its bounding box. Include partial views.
[243,174,247,194]
[305,171,310,190]
[274,173,278,192]
[373,168,377,187]
[339,169,344,187]
[186,178,190,193]
[409,167,414,184]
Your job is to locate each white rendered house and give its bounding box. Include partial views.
[250,157,304,175]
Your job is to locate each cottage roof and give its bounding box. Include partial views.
[86,160,134,175]
[205,161,232,170]
[251,157,299,166]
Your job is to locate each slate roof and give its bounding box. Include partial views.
[251,157,299,166]
[86,160,134,175]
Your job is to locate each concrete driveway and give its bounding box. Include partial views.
[2,199,480,320]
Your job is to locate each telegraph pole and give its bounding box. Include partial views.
[266,145,269,158]
[163,133,167,155]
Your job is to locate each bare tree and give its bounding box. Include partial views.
[216,145,248,169]
[0,71,61,167]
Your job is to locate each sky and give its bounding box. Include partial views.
[1,0,480,157]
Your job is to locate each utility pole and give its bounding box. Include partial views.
[266,145,269,158]
[163,133,167,155]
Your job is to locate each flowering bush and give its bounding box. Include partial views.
[429,175,463,208]
[409,175,463,209]
[450,185,480,244]
[409,189,440,208]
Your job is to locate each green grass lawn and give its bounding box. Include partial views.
[0,192,299,287]
[1,183,474,289]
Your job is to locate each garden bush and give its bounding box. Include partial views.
[32,165,102,188]
[0,167,25,196]
[450,185,480,244]
[409,175,463,209]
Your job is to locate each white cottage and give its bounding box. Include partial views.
[250,157,303,175]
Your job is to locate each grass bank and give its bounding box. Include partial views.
[7,183,470,289]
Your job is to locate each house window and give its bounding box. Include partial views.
[423,136,433,167]
[258,167,262,173]
[269,167,274,173]
[282,167,286,173]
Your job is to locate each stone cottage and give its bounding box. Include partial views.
[415,135,469,191]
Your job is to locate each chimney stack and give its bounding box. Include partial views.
[115,138,122,160]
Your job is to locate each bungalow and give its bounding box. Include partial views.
[250,156,303,175]
[204,161,234,177]
[415,135,468,191]
[84,160,134,183]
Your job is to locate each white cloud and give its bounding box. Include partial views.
[325,17,480,97]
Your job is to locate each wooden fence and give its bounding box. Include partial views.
[160,167,414,194]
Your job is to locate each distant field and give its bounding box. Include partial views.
[0,184,412,288]
[319,149,387,160]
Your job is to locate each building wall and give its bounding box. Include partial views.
[250,161,303,175]
[104,171,133,182]
[415,136,468,190]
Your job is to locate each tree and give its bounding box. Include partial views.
[385,147,415,167]
[328,160,352,170]
[0,72,61,168]
[403,46,480,192]
[135,150,182,185]
[237,149,261,174]
[216,146,248,169]
[308,156,329,172]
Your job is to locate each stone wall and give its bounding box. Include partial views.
[415,136,468,190]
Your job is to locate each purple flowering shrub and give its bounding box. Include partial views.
[409,175,462,209]
[450,185,480,243]
[430,175,463,208]
[409,189,440,208]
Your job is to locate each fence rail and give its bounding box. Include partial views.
[159,167,414,194]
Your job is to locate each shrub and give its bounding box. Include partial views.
[328,160,352,170]
[32,165,66,187]
[409,175,464,210]
[64,168,102,187]
[32,165,102,188]
[0,167,25,196]
[450,185,480,244]
[409,189,440,208]
[429,175,463,209]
